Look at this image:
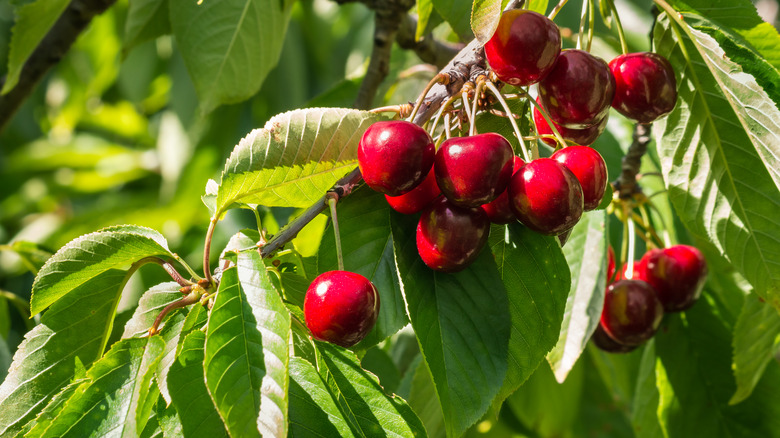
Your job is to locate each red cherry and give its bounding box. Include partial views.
[480,156,525,224]
[304,271,380,348]
[416,197,490,272]
[538,49,616,128]
[591,324,639,353]
[552,146,608,211]
[607,246,616,283]
[600,279,664,346]
[485,10,561,86]
[385,169,441,214]
[614,260,647,282]
[641,245,707,312]
[434,133,514,208]
[533,96,607,146]
[508,158,584,235]
[609,52,677,123]
[358,120,435,196]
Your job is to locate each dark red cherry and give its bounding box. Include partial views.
[435,133,514,208]
[385,169,440,214]
[304,271,380,348]
[641,245,707,312]
[591,324,639,353]
[614,260,647,282]
[538,49,616,128]
[600,279,663,346]
[609,52,677,123]
[552,146,608,211]
[533,97,607,146]
[480,156,524,224]
[508,158,584,235]
[358,120,435,196]
[484,10,561,86]
[416,197,490,272]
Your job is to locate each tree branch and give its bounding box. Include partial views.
[614,123,652,199]
[0,0,117,133]
[396,14,463,70]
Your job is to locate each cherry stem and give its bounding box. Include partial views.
[148,291,201,336]
[548,0,569,19]
[630,211,665,248]
[619,205,629,275]
[443,113,452,139]
[483,81,533,161]
[428,93,459,140]
[577,0,588,50]
[462,90,474,134]
[327,195,345,271]
[408,73,445,123]
[203,216,217,287]
[607,0,629,55]
[587,0,595,52]
[469,81,485,136]
[144,257,193,287]
[522,89,568,149]
[639,202,671,247]
[625,215,637,279]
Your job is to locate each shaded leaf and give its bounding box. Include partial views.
[631,341,664,438]
[392,214,510,437]
[407,358,445,438]
[416,0,435,41]
[730,293,780,404]
[216,108,385,214]
[471,0,502,45]
[432,0,473,40]
[124,0,170,52]
[288,357,357,438]
[547,211,608,382]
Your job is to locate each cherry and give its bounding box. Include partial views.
[304,271,380,348]
[538,49,616,128]
[591,324,639,353]
[508,158,583,235]
[641,245,707,312]
[609,52,677,123]
[533,97,607,147]
[484,10,561,86]
[552,146,608,211]
[600,279,663,346]
[385,169,440,215]
[416,197,490,272]
[358,120,435,196]
[480,156,524,224]
[614,260,646,282]
[435,133,514,208]
[607,246,616,282]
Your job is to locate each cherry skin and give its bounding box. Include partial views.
[533,97,608,146]
[484,10,561,86]
[435,133,514,208]
[600,279,664,346]
[538,49,616,128]
[552,146,608,211]
[304,271,380,348]
[641,245,707,312]
[416,197,490,272]
[591,324,639,353]
[358,120,435,196]
[614,260,647,282]
[385,169,440,215]
[609,52,677,123]
[480,156,524,224]
[508,158,584,235]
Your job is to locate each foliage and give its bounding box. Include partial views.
[1,0,779,436]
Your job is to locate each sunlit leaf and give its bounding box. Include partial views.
[731,293,780,404]
[288,357,357,438]
[471,0,502,45]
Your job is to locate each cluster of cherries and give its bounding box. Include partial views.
[593,245,708,353]
[302,8,681,348]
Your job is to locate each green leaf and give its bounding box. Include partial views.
[167,331,228,438]
[317,342,426,438]
[730,293,780,404]
[34,337,166,438]
[215,108,385,214]
[30,225,173,315]
[631,341,664,438]
[406,358,445,438]
[392,214,510,437]
[234,238,291,438]
[169,0,293,113]
[654,296,780,437]
[0,241,52,274]
[288,357,357,438]
[547,211,608,382]
[652,16,780,311]
[527,0,549,14]
[122,282,183,338]
[416,0,435,41]
[152,309,188,406]
[318,188,409,348]
[22,379,86,438]
[0,269,128,436]
[124,0,171,52]
[489,223,570,403]
[471,0,502,45]
[432,0,473,40]
[1,0,69,94]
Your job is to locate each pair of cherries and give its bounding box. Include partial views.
[594,245,708,352]
[485,9,677,147]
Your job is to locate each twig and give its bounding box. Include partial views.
[396,14,463,69]
[614,123,652,199]
[144,257,194,287]
[0,0,117,133]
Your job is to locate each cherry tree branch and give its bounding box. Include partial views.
[0,0,117,133]
[614,122,652,199]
